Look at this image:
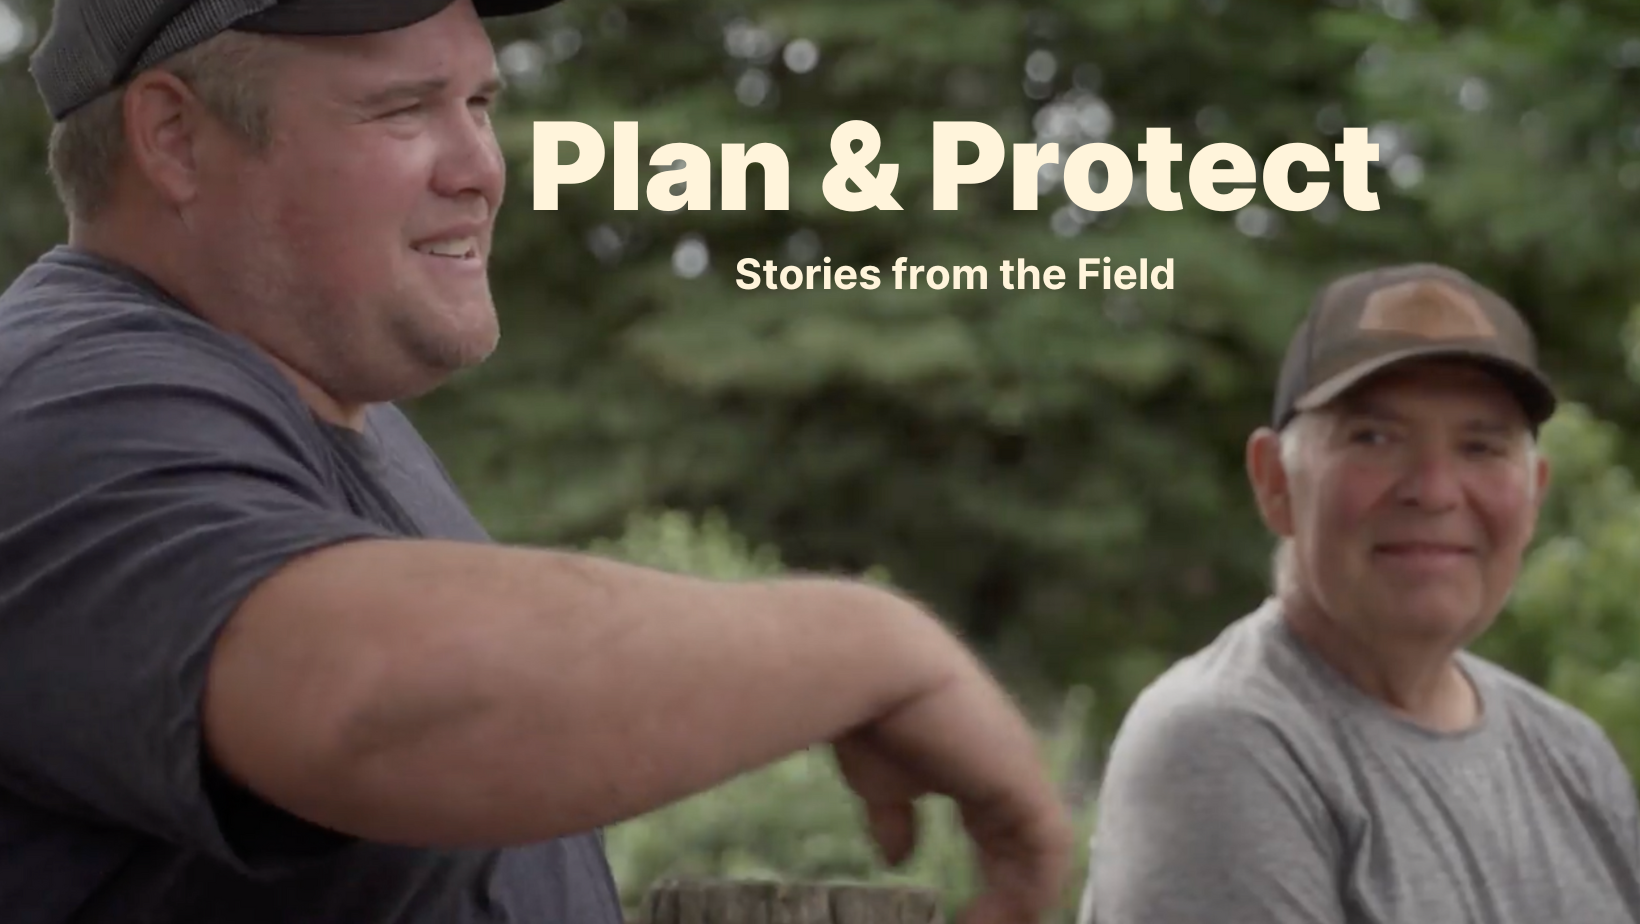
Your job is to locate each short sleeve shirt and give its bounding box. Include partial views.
[1079,598,1640,924]
[0,246,625,924]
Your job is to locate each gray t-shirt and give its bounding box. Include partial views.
[1079,597,1640,924]
[0,246,624,923]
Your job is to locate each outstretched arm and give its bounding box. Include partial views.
[206,539,970,846]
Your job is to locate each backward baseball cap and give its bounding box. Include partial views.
[1272,262,1557,431]
[30,0,565,122]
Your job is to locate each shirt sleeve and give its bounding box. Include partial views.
[1077,687,1347,924]
[0,321,400,876]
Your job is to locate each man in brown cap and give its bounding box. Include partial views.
[1077,264,1640,923]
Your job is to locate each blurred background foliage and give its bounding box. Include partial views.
[6,0,1640,919]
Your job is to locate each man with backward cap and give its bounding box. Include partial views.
[0,1,1075,922]
[1078,264,1640,923]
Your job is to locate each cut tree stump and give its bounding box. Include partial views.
[638,879,945,924]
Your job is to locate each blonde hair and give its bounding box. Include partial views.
[47,31,288,223]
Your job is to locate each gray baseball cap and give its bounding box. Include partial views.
[30,0,565,121]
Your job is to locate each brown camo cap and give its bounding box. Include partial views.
[1272,263,1557,430]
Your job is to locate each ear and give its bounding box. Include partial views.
[1530,450,1551,512]
[121,69,211,208]
[1247,426,1296,538]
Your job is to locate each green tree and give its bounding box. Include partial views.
[7,0,1640,755]
[419,0,1640,734]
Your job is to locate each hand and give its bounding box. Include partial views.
[831,644,1075,924]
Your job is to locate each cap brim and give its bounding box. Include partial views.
[236,0,562,35]
[1293,345,1558,428]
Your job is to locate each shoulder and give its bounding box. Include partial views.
[1464,652,1632,782]
[1466,652,1611,743]
[0,249,316,436]
[1119,601,1339,741]
[1104,602,1344,786]
[0,250,344,507]
[1462,652,1639,854]
[1089,605,1351,892]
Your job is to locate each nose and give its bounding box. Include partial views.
[432,104,506,209]
[1393,441,1464,510]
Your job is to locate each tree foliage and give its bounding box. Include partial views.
[437,0,1640,734]
[4,0,1640,819]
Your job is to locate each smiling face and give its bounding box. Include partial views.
[1249,359,1550,647]
[180,0,507,407]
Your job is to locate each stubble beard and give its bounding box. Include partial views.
[388,282,502,378]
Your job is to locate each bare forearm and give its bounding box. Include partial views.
[204,537,959,846]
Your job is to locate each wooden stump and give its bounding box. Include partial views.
[639,879,945,924]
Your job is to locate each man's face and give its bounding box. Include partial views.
[194,0,507,403]
[1258,359,1549,646]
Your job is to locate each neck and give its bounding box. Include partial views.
[67,220,368,431]
[1277,589,1480,733]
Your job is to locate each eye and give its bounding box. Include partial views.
[1346,426,1388,446]
[379,102,424,120]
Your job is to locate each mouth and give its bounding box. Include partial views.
[412,236,482,261]
[1372,542,1475,562]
